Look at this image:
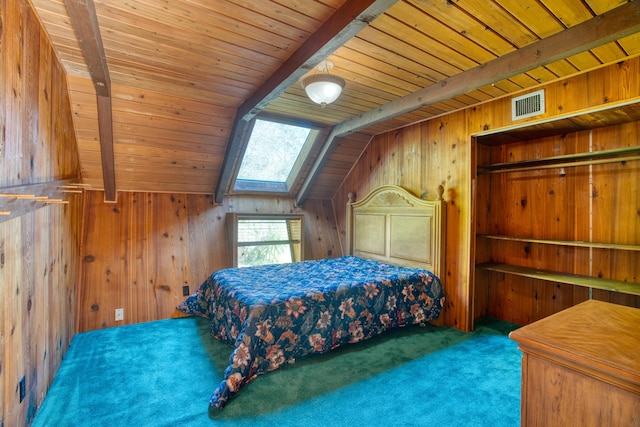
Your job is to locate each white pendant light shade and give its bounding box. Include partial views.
[302,74,345,106]
[301,60,345,107]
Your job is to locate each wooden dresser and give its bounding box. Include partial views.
[509,300,640,427]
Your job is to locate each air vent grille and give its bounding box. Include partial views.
[512,89,545,120]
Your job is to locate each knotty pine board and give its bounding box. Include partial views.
[336,58,640,332]
[78,191,341,331]
[1,1,82,425]
[478,123,640,324]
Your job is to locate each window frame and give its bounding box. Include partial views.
[231,115,321,196]
[227,213,304,267]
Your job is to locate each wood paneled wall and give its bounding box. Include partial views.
[3,1,639,422]
[334,57,640,332]
[333,111,472,330]
[1,0,83,426]
[78,191,340,331]
[475,122,640,325]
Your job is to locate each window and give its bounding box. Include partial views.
[228,214,303,267]
[233,117,319,193]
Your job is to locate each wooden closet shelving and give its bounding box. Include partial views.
[477,234,640,252]
[475,150,640,296]
[477,146,640,174]
[473,103,640,321]
[477,234,640,295]
[477,235,640,296]
[477,262,640,296]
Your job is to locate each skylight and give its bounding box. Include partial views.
[234,117,317,193]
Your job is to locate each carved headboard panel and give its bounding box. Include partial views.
[346,185,446,280]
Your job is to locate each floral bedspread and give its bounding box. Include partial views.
[177,256,444,411]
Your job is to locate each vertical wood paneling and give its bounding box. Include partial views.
[334,109,474,330]
[78,192,342,331]
[36,30,52,179]
[22,6,38,183]
[574,122,640,308]
[2,2,639,425]
[0,0,4,168]
[0,225,4,426]
[185,194,226,277]
[478,123,639,323]
[33,208,50,411]
[130,193,151,324]
[479,126,638,322]
[335,57,640,332]
[310,199,340,259]
[151,193,190,316]
[1,200,83,426]
[4,0,23,186]
[80,193,127,331]
[1,0,82,425]
[591,122,640,246]
[21,210,35,417]
[422,111,471,330]
[4,218,25,424]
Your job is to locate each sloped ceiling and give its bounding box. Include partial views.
[29,0,640,203]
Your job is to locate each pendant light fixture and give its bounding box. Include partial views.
[301,60,345,107]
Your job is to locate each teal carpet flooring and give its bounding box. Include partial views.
[32,316,521,427]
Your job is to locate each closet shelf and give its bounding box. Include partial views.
[477,145,640,174]
[477,262,640,296]
[477,235,640,251]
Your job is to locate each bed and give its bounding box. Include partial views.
[177,185,447,411]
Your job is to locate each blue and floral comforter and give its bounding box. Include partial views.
[177,255,444,411]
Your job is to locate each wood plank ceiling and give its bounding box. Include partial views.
[29,0,640,203]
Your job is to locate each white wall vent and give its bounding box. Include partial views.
[511,89,545,120]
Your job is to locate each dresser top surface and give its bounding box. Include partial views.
[509,300,640,378]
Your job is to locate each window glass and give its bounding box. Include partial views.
[236,217,302,267]
[236,119,311,183]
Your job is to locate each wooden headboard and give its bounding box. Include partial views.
[346,185,446,280]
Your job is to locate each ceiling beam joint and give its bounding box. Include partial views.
[214,0,399,204]
[295,0,640,205]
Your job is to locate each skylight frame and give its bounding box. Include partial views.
[231,115,321,196]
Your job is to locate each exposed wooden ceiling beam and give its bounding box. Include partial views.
[214,0,399,203]
[296,0,640,205]
[64,0,116,202]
